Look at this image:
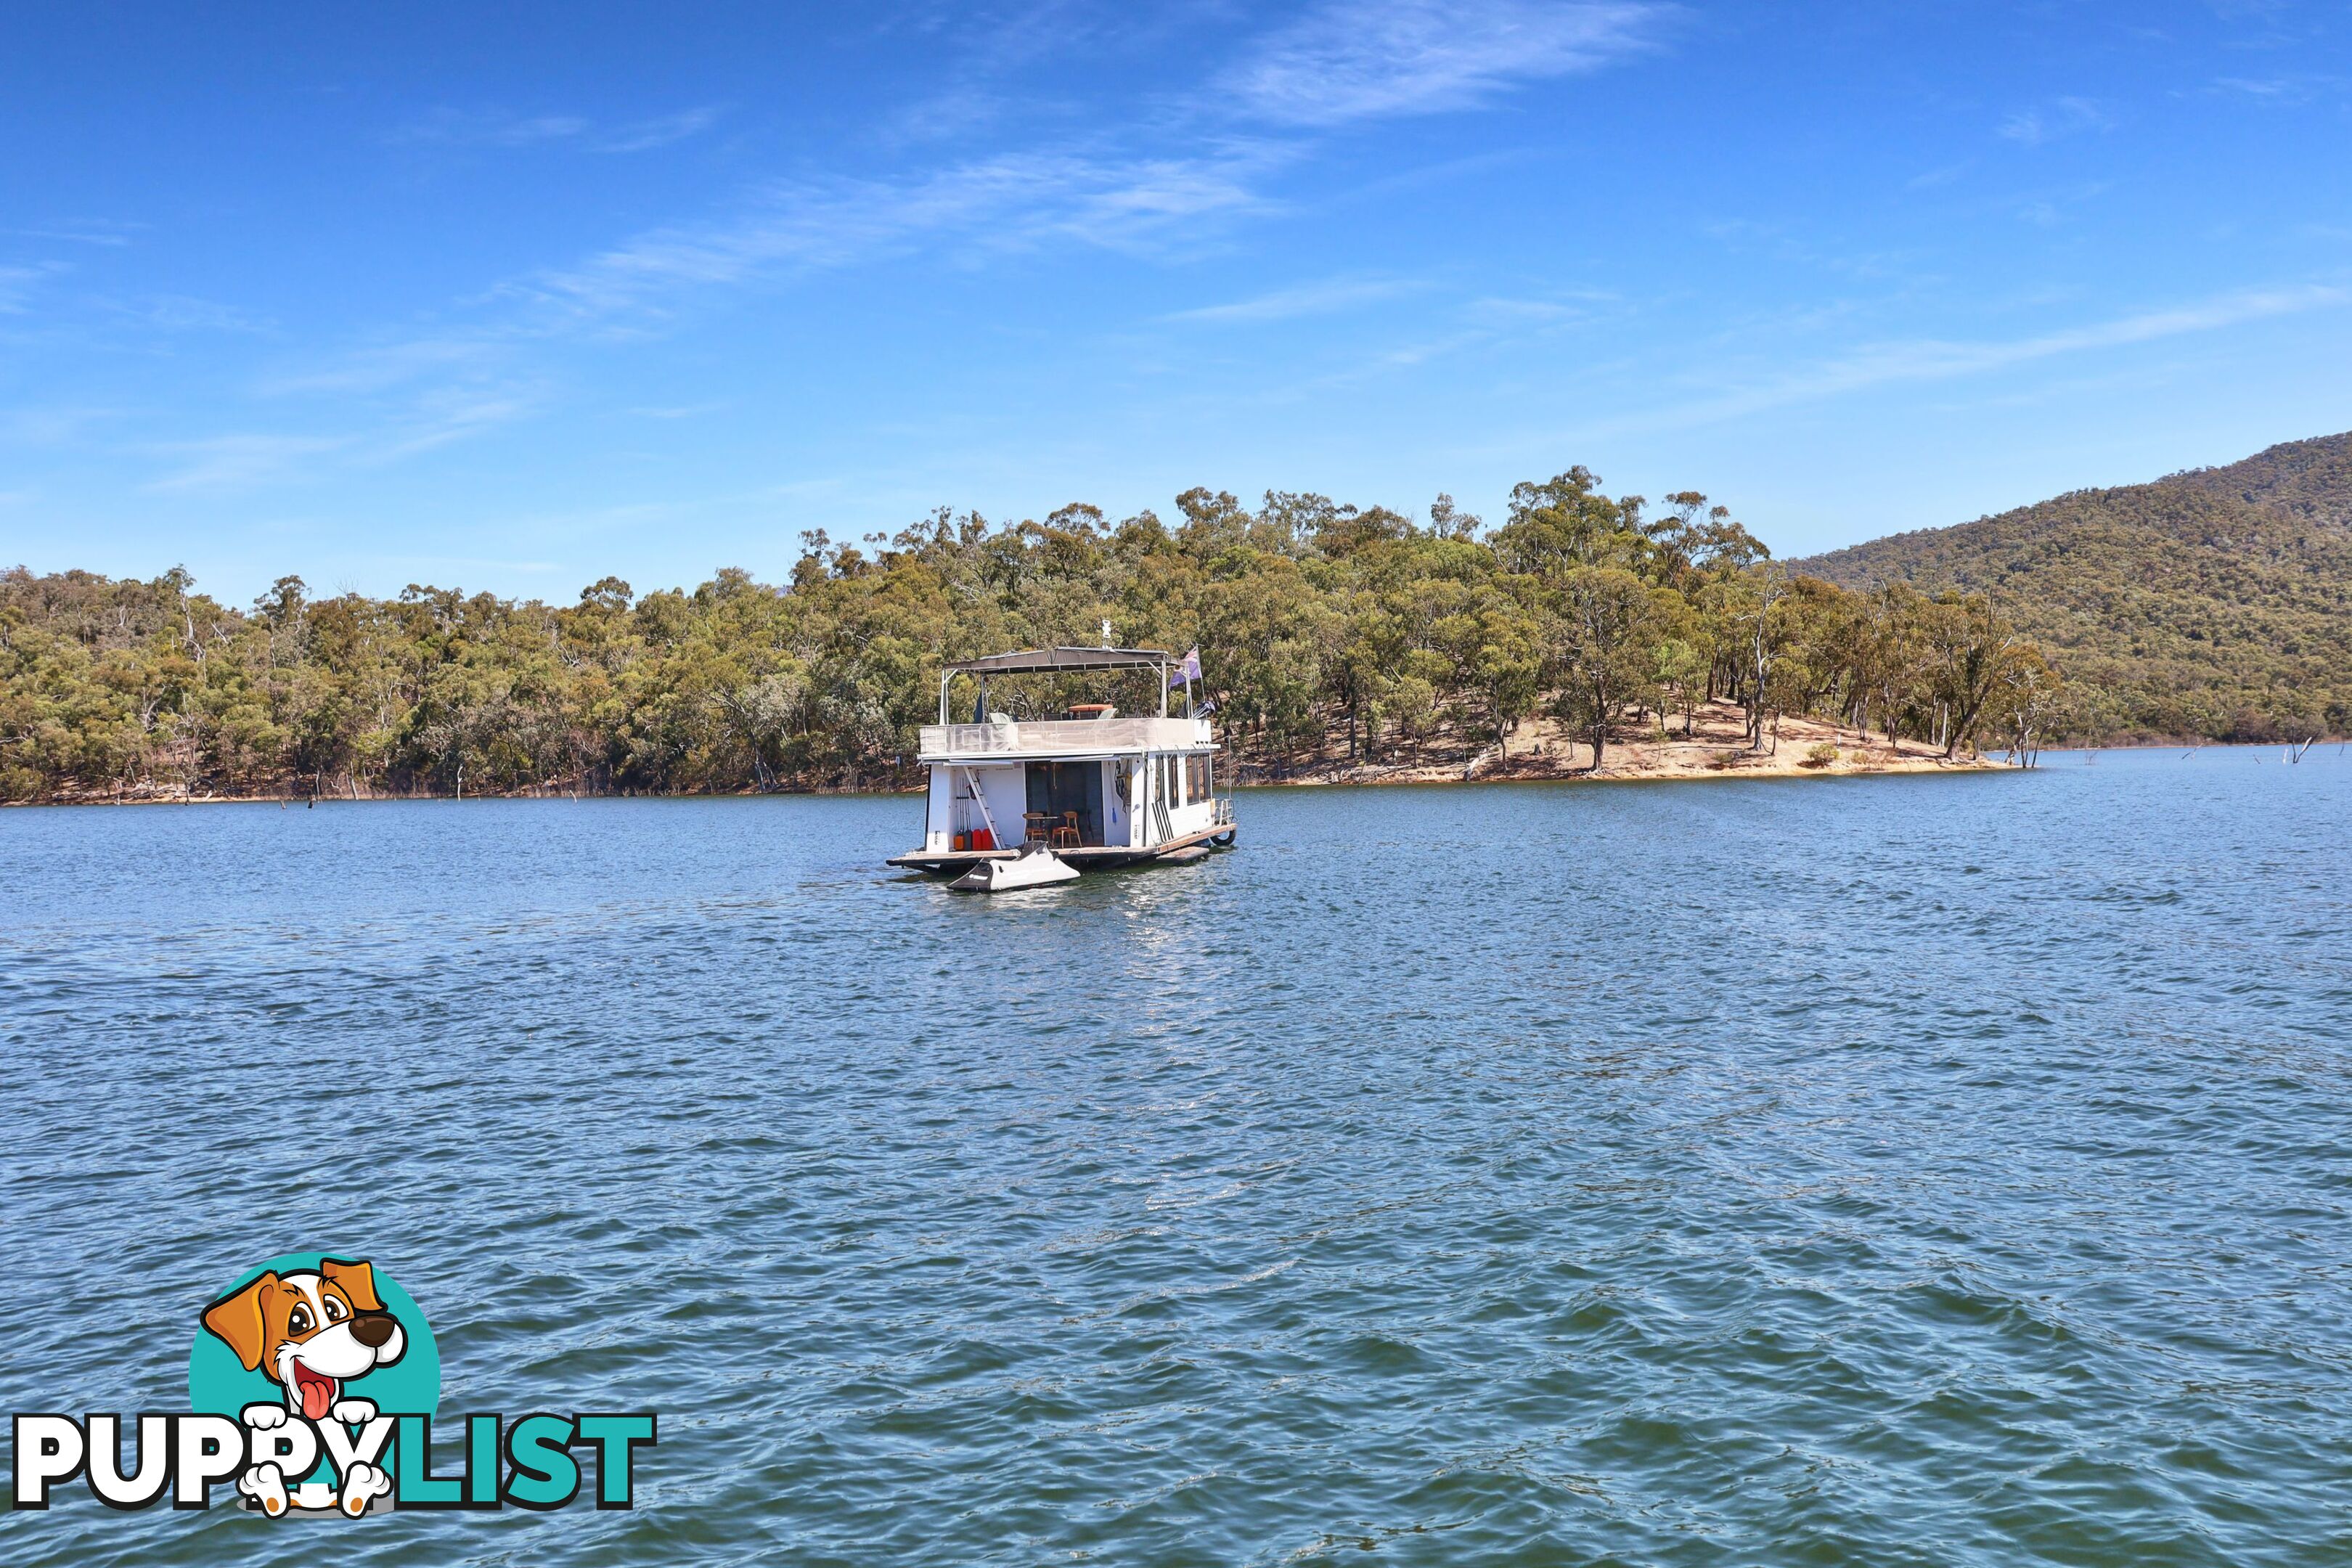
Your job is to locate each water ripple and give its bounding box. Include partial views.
[1,751,2348,1564]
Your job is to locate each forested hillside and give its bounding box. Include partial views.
[1798,433,2352,742]
[1,475,2055,802]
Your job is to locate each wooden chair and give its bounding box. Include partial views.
[1022,812,1051,845]
[1051,811,1082,850]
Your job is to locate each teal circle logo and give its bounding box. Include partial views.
[189,1253,438,1426]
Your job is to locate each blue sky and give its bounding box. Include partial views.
[4,1,2348,603]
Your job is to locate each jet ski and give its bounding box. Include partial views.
[949,842,1081,891]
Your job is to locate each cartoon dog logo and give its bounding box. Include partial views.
[200,1258,407,1515]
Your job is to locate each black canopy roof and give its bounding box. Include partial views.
[945,646,1170,676]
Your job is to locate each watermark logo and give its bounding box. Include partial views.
[192,1253,438,1515]
[10,1251,654,1516]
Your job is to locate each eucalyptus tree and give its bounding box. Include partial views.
[1553,568,1675,769]
[1495,467,1646,575]
[1919,590,2033,758]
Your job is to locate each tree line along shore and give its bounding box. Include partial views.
[4,470,2076,804]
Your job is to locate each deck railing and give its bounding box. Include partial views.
[920,716,1209,759]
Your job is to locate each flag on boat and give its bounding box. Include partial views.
[1167,648,1201,688]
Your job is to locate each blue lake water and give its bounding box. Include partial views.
[2,748,2349,1565]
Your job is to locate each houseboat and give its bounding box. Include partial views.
[886,645,1236,875]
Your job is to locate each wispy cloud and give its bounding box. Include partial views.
[6,219,142,248]
[1584,283,2347,437]
[110,294,273,334]
[1907,161,1973,191]
[110,3,1671,502]
[1222,0,1667,127]
[2013,179,2112,228]
[208,4,1664,437]
[370,552,565,577]
[628,401,729,420]
[1998,96,2113,146]
[0,262,67,314]
[144,387,539,493]
[143,368,537,492]
[260,335,504,398]
[146,433,347,494]
[594,107,728,153]
[519,145,1282,317]
[878,87,1011,148]
[2207,72,2345,105]
[365,386,541,463]
[1461,290,1614,327]
[391,105,725,153]
[393,107,589,147]
[0,407,116,446]
[1166,275,1418,323]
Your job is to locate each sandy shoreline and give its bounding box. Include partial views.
[8,703,2025,807]
[1236,701,2011,788]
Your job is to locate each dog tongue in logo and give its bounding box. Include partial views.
[293,1363,336,1422]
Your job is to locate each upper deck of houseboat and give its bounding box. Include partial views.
[918,714,1211,761]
